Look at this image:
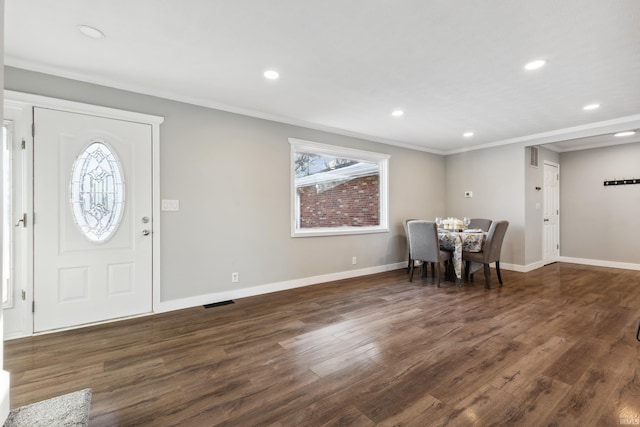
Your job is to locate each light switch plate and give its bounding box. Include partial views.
[162,199,180,211]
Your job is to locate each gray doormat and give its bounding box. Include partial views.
[4,388,91,427]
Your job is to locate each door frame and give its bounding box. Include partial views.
[4,90,164,337]
[3,103,33,339]
[542,160,560,265]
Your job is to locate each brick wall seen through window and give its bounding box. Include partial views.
[297,174,379,228]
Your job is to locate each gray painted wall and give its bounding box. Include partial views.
[5,67,446,303]
[6,66,637,310]
[559,142,640,263]
[444,144,526,265]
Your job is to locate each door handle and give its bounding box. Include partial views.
[142,229,150,236]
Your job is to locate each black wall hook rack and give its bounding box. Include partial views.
[603,178,640,186]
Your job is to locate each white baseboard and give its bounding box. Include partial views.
[499,260,545,273]
[495,257,640,273]
[155,262,406,313]
[3,331,30,341]
[9,257,637,341]
[155,259,560,314]
[559,256,640,271]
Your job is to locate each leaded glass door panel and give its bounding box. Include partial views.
[33,108,152,332]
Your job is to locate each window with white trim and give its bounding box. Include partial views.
[290,138,389,237]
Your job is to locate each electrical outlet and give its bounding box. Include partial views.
[352,256,357,265]
[231,272,239,283]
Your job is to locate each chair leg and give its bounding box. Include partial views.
[436,262,441,287]
[464,261,470,281]
[483,263,491,289]
[409,260,415,282]
[431,262,435,279]
[407,254,411,272]
[496,261,503,286]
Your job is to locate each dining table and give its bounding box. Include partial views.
[437,228,487,283]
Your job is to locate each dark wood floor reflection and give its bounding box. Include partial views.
[6,263,640,426]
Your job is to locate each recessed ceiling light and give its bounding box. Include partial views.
[391,110,404,117]
[614,131,636,137]
[524,59,546,71]
[77,25,105,39]
[463,131,474,138]
[264,70,279,80]
[583,103,600,111]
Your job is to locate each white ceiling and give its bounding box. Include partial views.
[5,0,640,154]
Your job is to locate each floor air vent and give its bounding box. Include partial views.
[204,300,235,308]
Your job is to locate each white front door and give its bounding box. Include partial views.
[33,107,153,332]
[543,161,560,265]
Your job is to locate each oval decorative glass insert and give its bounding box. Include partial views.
[70,141,125,243]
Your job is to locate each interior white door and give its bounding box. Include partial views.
[33,107,153,332]
[543,162,560,265]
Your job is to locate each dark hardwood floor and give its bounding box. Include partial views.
[5,263,640,426]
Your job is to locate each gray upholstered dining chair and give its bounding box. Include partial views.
[468,218,492,232]
[407,220,452,286]
[463,220,509,289]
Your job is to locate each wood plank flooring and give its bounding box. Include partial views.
[6,263,640,426]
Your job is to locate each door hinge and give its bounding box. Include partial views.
[21,290,26,300]
[21,138,26,150]
[557,244,559,249]
[32,123,35,137]
[15,213,27,228]
[32,301,35,313]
